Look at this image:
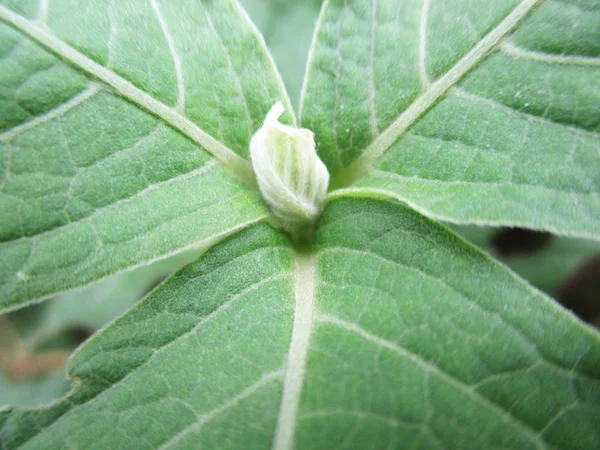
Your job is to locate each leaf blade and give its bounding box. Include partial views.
[1,224,296,449]
[0,0,296,310]
[0,4,251,182]
[299,197,600,449]
[2,199,599,449]
[300,0,600,238]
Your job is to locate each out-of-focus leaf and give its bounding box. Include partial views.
[241,0,323,107]
[0,372,71,409]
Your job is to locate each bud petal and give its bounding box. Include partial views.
[250,102,329,231]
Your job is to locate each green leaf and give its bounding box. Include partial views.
[1,223,296,449]
[0,0,297,311]
[300,0,600,239]
[2,1,599,448]
[2,198,598,449]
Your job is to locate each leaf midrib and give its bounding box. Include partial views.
[325,0,541,189]
[0,4,255,186]
[273,252,316,450]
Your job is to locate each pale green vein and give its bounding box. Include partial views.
[418,0,431,87]
[535,402,579,439]
[199,0,254,141]
[5,160,219,246]
[318,245,551,355]
[326,184,600,241]
[233,1,296,125]
[451,88,600,139]
[500,41,600,67]
[300,409,411,429]
[150,0,185,111]
[10,268,292,446]
[298,0,328,120]
[0,4,255,185]
[2,209,271,315]
[340,0,541,185]
[316,240,600,383]
[159,370,284,450]
[0,84,101,141]
[273,252,317,450]
[315,313,546,449]
[371,168,598,198]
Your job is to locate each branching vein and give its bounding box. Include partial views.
[0,84,101,141]
[315,313,546,448]
[342,0,541,184]
[500,41,600,67]
[150,0,186,111]
[0,4,254,185]
[159,370,284,449]
[418,0,431,87]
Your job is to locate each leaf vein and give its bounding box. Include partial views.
[0,84,101,141]
[315,312,547,448]
[371,169,599,198]
[199,1,254,143]
[318,246,595,383]
[300,409,421,428]
[150,0,185,111]
[451,88,600,139]
[1,159,218,246]
[273,252,317,450]
[0,4,254,184]
[500,41,600,67]
[343,0,541,184]
[159,370,284,450]
[15,270,292,445]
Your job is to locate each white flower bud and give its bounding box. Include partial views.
[250,102,329,232]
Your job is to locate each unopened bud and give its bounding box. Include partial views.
[250,102,329,232]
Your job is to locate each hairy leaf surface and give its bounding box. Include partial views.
[301,0,600,238]
[0,0,294,310]
[1,198,598,449]
[1,0,599,448]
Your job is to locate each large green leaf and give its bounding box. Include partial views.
[2,198,598,449]
[0,0,296,311]
[300,0,600,239]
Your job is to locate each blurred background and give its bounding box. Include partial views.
[2,0,598,410]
